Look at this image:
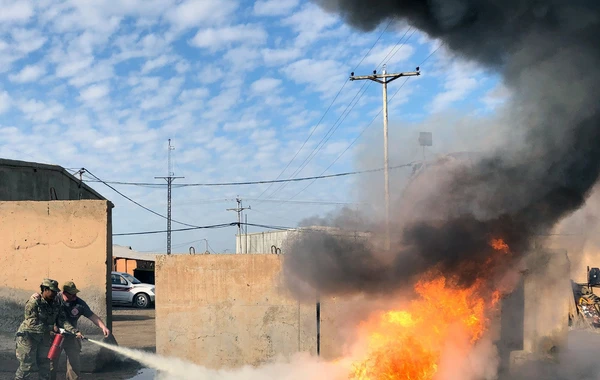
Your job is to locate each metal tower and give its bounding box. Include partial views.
[155,139,183,254]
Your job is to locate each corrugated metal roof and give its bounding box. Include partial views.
[0,158,108,201]
[113,245,158,261]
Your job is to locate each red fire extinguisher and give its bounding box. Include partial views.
[47,332,64,360]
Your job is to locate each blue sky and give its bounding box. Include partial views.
[0,0,509,253]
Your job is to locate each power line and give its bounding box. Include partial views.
[113,222,375,237]
[282,44,444,203]
[81,164,416,187]
[254,19,395,203]
[83,168,202,229]
[257,81,372,205]
[260,26,417,204]
[113,223,235,236]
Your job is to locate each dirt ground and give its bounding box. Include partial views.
[0,307,156,380]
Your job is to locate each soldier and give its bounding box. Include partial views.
[50,281,110,380]
[15,279,83,380]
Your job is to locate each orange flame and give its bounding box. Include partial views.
[490,238,509,254]
[350,274,495,380]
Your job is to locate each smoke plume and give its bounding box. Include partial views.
[284,0,600,297]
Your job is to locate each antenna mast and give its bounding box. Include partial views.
[155,139,183,254]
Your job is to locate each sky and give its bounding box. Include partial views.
[0,0,508,253]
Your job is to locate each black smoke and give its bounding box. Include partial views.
[283,0,600,298]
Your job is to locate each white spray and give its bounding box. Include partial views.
[87,339,348,380]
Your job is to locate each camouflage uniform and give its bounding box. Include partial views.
[15,279,79,380]
[50,281,94,380]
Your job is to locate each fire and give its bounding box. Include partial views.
[490,238,509,254]
[350,239,509,380]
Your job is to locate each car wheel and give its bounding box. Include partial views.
[133,293,150,308]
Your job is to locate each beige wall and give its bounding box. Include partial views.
[156,254,341,369]
[0,200,112,335]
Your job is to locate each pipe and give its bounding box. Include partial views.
[316,297,321,356]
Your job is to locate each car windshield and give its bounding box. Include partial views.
[122,273,142,284]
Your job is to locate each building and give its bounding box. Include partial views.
[235,226,372,254]
[0,158,106,201]
[0,158,115,370]
[113,245,157,284]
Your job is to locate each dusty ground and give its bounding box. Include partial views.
[0,307,156,380]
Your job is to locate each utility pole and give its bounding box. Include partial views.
[227,197,250,254]
[155,139,183,255]
[350,64,420,250]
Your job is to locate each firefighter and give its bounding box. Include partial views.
[15,279,83,380]
[50,280,110,380]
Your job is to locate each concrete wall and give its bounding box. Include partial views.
[155,254,336,369]
[0,158,105,201]
[502,249,571,372]
[0,200,113,335]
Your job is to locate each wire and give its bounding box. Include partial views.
[283,44,445,202]
[245,199,359,205]
[83,168,204,229]
[81,163,416,187]
[261,26,417,203]
[254,19,395,203]
[113,223,235,236]
[206,241,217,254]
[257,80,372,204]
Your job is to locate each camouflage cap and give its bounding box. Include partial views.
[62,281,80,295]
[41,278,60,292]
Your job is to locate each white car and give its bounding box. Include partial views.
[111,271,155,308]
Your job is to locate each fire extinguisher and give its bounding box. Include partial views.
[47,329,65,361]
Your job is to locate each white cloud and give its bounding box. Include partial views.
[282,3,338,48]
[361,43,416,68]
[139,77,183,110]
[166,0,238,30]
[428,52,483,113]
[179,88,210,103]
[251,77,282,95]
[430,76,479,113]
[11,28,48,55]
[282,58,347,96]
[254,0,299,16]
[141,55,176,74]
[197,65,224,85]
[189,25,267,51]
[223,118,261,132]
[17,99,65,123]
[175,60,190,74]
[9,64,46,83]
[203,87,241,121]
[250,128,277,145]
[0,91,11,114]
[93,136,121,150]
[54,55,94,78]
[223,46,262,72]
[79,83,110,102]
[261,47,302,66]
[0,0,34,23]
[68,61,114,87]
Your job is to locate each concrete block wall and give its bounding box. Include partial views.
[155,254,340,369]
[0,200,113,335]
